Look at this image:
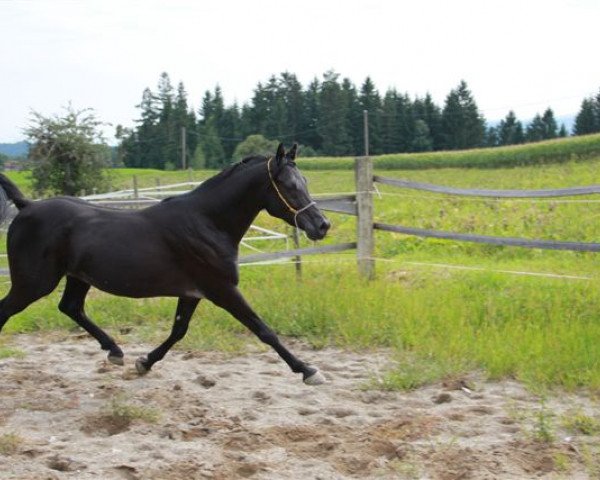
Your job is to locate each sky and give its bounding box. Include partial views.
[1,0,599,143]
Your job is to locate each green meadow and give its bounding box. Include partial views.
[3,134,600,392]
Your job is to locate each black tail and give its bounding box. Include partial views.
[0,173,31,212]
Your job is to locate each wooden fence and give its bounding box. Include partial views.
[249,156,600,279]
[3,159,600,279]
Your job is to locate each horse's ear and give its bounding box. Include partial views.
[288,143,298,160]
[275,143,286,166]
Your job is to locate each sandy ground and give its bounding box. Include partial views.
[0,333,599,479]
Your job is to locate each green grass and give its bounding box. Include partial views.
[298,133,600,170]
[562,409,600,435]
[2,168,215,198]
[104,394,161,424]
[2,261,600,391]
[3,144,600,393]
[0,346,25,359]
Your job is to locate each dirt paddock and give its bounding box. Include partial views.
[0,333,599,479]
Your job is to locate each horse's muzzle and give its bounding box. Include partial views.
[307,218,330,241]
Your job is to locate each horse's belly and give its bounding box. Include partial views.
[68,251,203,299]
[74,270,204,299]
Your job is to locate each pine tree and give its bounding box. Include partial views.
[219,103,242,161]
[541,108,558,139]
[359,77,382,154]
[411,119,433,152]
[121,73,197,169]
[248,82,268,136]
[280,72,304,141]
[526,114,546,142]
[441,81,486,150]
[414,94,443,150]
[558,124,568,137]
[239,103,255,139]
[198,86,227,164]
[200,117,226,168]
[381,89,400,154]
[341,78,362,156]
[124,87,162,168]
[574,98,598,135]
[394,93,416,152]
[526,108,558,142]
[485,126,499,147]
[300,78,322,152]
[173,82,198,169]
[318,71,351,155]
[498,111,524,145]
[265,76,286,139]
[212,86,226,129]
[156,72,176,169]
[200,90,215,122]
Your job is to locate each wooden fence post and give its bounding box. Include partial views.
[132,175,139,199]
[292,227,302,280]
[355,156,375,279]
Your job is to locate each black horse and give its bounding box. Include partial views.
[0,143,330,385]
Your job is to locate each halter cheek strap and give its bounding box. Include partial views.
[267,157,316,230]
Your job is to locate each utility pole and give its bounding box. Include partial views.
[363,109,369,157]
[181,126,187,170]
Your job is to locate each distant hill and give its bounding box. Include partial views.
[0,141,28,158]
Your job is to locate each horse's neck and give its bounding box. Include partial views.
[195,165,267,244]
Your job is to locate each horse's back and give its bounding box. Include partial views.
[8,197,133,246]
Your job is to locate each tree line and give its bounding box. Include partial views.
[19,81,600,197]
[113,71,598,169]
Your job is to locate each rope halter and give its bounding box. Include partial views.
[267,157,316,231]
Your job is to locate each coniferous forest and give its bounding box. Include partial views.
[116,72,600,170]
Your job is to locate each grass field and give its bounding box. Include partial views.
[298,132,600,170]
[3,137,600,392]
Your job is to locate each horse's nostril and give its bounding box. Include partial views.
[320,219,331,233]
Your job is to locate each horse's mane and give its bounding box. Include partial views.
[196,155,268,190]
[160,155,269,203]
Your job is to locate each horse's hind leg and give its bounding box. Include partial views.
[58,276,124,365]
[0,274,63,333]
[135,297,199,374]
[0,291,40,333]
[206,284,325,385]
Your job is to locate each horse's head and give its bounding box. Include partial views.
[265,143,330,241]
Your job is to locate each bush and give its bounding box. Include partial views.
[26,106,110,196]
[231,134,279,163]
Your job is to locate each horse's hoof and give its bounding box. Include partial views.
[107,353,124,366]
[303,368,326,386]
[135,357,150,375]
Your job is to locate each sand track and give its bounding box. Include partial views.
[0,333,599,479]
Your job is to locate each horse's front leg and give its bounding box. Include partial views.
[206,284,325,385]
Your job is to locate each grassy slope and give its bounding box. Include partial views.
[298,132,600,170]
[3,138,600,391]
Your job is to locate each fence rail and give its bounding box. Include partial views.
[374,223,600,252]
[374,175,600,198]
[239,242,357,264]
[370,167,600,262]
[314,194,357,215]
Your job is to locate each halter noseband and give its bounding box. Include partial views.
[267,157,316,229]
